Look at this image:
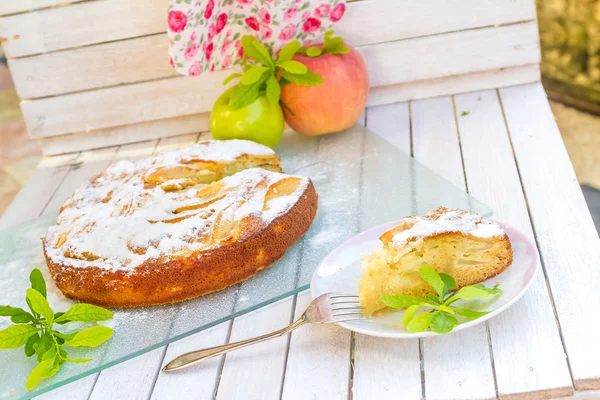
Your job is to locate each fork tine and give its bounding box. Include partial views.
[329,294,359,299]
[330,300,361,306]
[333,311,365,317]
[332,316,364,323]
[331,306,364,311]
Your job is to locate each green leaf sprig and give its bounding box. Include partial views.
[0,269,114,390]
[222,35,326,110]
[381,265,503,334]
[297,30,350,57]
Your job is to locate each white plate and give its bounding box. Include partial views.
[310,220,539,338]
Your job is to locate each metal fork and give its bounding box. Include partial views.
[162,293,364,372]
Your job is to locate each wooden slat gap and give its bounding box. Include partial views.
[492,18,538,28]
[452,93,501,399]
[495,88,576,388]
[277,293,299,400]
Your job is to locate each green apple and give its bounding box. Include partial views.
[210,87,284,149]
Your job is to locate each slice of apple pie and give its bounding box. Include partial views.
[359,207,513,315]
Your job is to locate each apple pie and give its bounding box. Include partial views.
[359,207,512,315]
[43,140,318,307]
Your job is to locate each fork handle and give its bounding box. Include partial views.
[163,316,308,372]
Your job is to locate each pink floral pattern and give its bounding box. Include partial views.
[168,0,346,76]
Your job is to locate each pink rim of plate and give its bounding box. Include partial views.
[310,218,539,339]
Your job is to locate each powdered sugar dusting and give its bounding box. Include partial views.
[44,140,309,271]
[391,207,504,248]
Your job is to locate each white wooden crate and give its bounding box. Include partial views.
[0,0,540,155]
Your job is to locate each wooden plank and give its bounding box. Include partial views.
[216,300,294,400]
[88,134,198,400]
[0,153,77,228]
[42,146,118,211]
[0,0,535,58]
[411,96,497,400]
[20,22,539,139]
[10,14,539,98]
[34,376,96,400]
[337,0,536,49]
[9,34,177,99]
[281,291,352,400]
[0,0,165,58]
[352,103,422,400]
[37,114,210,156]
[152,323,231,400]
[499,83,600,391]
[34,64,540,156]
[456,88,574,399]
[0,0,86,16]
[367,64,540,108]
[362,21,540,88]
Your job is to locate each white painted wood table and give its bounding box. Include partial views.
[2,82,599,400]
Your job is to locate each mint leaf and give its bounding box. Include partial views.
[327,45,350,55]
[430,311,459,334]
[65,357,92,363]
[277,40,301,63]
[24,333,40,357]
[25,356,59,390]
[0,305,34,324]
[461,111,470,116]
[324,30,334,42]
[277,60,307,74]
[29,269,47,298]
[55,304,113,323]
[0,325,39,349]
[222,73,242,86]
[380,295,425,309]
[265,75,280,105]
[419,265,445,298]
[452,307,489,321]
[53,331,77,342]
[323,37,344,52]
[470,283,503,295]
[439,273,456,298]
[279,71,323,86]
[26,289,53,325]
[41,344,57,361]
[435,305,455,314]
[63,326,114,348]
[228,73,268,110]
[402,305,421,328]
[425,293,441,305]
[444,283,502,305]
[33,333,53,361]
[306,47,322,57]
[53,312,69,325]
[241,65,268,85]
[241,35,272,66]
[406,311,435,332]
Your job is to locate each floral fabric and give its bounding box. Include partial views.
[167,0,346,76]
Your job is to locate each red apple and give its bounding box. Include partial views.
[280,45,369,136]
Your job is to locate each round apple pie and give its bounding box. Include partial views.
[43,140,318,307]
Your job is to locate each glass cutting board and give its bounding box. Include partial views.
[0,124,491,399]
